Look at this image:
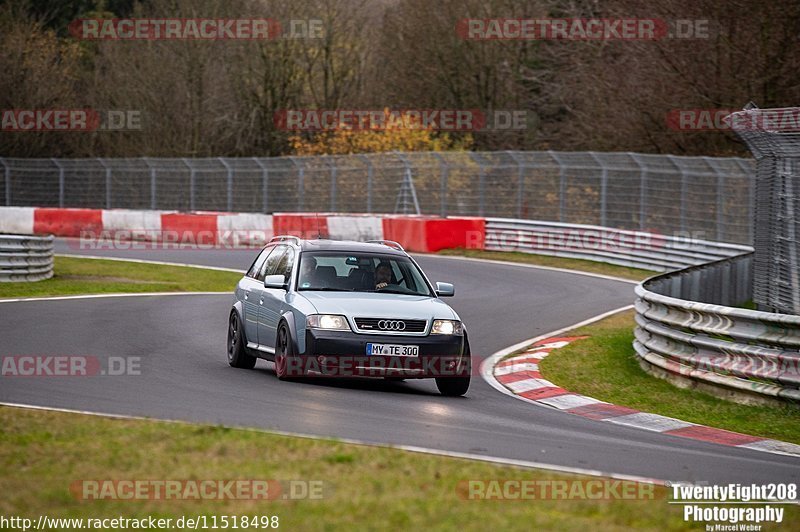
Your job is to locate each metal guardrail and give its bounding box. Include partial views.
[484,218,752,272]
[634,252,800,405]
[0,234,54,282]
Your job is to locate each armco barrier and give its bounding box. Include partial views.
[634,252,800,406]
[0,234,54,282]
[484,218,751,271]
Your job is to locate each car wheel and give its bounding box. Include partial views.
[227,311,256,369]
[274,322,300,380]
[435,338,471,397]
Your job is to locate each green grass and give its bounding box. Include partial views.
[539,310,800,444]
[0,256,242,298]
[0,405,760,531]
[437,249,653,281]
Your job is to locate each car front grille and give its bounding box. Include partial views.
[354,318,427,333]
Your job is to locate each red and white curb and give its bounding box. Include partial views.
[490,336,800,458]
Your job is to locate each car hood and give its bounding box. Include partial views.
[299,291,458,321]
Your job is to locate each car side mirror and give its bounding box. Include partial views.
[435,282,455,297]
[265,274,287,289]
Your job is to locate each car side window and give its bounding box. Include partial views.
[275,247,296,284]
[246,246,272,279]
[258,245,287,281]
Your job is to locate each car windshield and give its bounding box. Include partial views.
[297,252,433,296]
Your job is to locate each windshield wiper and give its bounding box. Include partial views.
[300,287,354,292]
[371,289,427,296]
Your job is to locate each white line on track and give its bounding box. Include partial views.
[55,253,246,273]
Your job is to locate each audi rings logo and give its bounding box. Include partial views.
[378,320,406,331]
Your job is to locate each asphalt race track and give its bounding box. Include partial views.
[1,239,798,484]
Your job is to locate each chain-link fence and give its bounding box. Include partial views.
[731,107,800,314]
[0,151,754,244]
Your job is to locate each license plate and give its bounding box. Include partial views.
[366,343,419,357]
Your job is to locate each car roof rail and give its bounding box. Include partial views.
[269,235,302,245]
[366,239,405,252]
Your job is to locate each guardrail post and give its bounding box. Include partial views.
[1,157,9,206]
[219,157,233,212]
[51,158,64,208]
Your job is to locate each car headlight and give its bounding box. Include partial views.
[431,319,463,335]
[307,314,351,331]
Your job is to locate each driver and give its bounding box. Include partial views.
[300,256,319,288]
[375,262,392,289]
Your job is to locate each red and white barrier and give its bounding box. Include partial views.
[0,207,485,253]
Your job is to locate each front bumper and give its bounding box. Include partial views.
[298,329,467,378]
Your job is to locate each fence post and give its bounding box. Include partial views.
[327,157,337,212]
[357,155,373,213]
[97,158,111,209]
[548,151,566,222]
[253,157,268,213]
[703,156,727,242]
[433,152,448,217]
[665,155,687,234]
[468,152,486,216]
[629,153,647,230]
[220,157,233,212]
[588,151,607,226]
[181,158,195,211]
[143,157,157,210]
[735,157,756,243]
[507,151,524,219]
[290,157,305,211]
[51,158,64,208]
[1,157,9,206]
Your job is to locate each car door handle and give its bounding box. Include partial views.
[244,292,249,300]
[259,298,264,305]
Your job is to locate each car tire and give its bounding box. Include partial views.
[227,311,257,369]
[435,337,471,397]
[274,321,301,380]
